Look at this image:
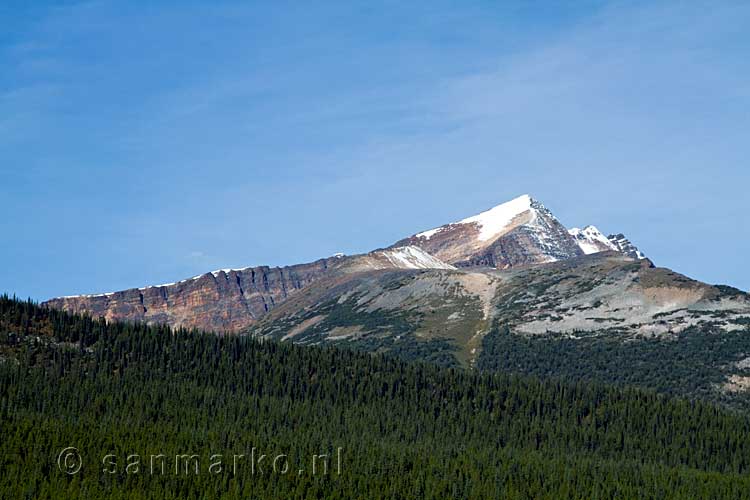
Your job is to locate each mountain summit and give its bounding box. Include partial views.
[569,225,646,260]
[394,195,586,268]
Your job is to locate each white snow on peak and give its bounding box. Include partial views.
[417,194,534,242]
[378,246,456,270]
[569,225,618,255]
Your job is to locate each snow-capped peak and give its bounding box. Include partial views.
[569,225,618,255]
[399,194,584,268]
[417,194,534,242]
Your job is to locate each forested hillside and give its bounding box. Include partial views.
[3,295,750,499]
[478,323,750,410]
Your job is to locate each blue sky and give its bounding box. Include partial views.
[1,0,749,300]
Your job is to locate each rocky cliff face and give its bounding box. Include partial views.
[42,247,455,333]
[44,259,338,333]
[608,233,646,260]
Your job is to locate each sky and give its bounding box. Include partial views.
[1,0,749,300]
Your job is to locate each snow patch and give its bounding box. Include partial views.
[417,194,533,241]
[377,246,456,270]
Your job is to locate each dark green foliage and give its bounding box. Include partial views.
[308,296,419,337]
[478,323,750,408]
[3,295,750,498]
[714,284,746,299]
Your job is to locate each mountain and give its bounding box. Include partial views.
[43,195,652,333]
[41,195,673,337]
[38,194,750,403]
